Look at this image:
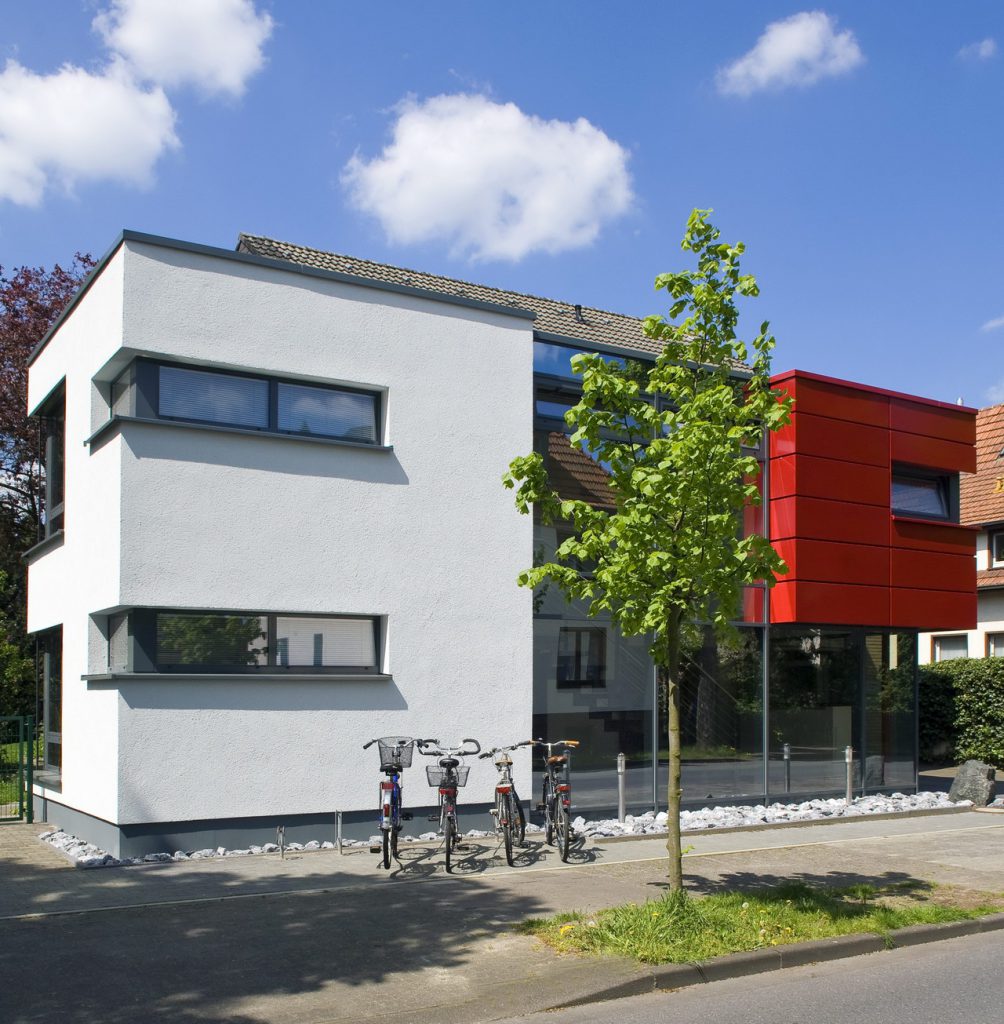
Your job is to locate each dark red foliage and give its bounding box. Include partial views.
[0,254,95,527]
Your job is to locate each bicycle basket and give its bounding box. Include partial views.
[376,737,415,770]
[426,765,470,788]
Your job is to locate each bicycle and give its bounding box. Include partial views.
[417,737,480,873]
[533,738,579,862]
[362,736,415,869]
[479,741,531,866]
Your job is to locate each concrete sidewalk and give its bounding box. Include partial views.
[2,809,1003,1024]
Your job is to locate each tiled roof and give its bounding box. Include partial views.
[977,567,1004,590]
[960,403,1004,527]
[237,233,666,358]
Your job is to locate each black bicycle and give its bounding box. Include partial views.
[479,741,530,866]
[362,736,415,869]
[533,738,579,862]
[417,737,480,873]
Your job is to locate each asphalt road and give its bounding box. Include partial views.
[498,928,1004,1024]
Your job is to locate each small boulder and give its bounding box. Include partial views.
[948,760,998,806]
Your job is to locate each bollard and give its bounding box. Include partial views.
[277,824,285,860]
[336,810,343,855]
[845,746,854,804]
[617,752,626,823]
[783,742,791,794]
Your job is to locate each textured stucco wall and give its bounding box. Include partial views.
[109,241,535,823]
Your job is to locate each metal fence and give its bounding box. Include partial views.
[0,716,34,822]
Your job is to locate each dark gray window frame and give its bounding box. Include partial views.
[113,358,383,445]
[36,381,66,540]
[890,464,959,523]
[110,608,382,675]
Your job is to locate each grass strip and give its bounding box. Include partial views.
[515,882,1004,965]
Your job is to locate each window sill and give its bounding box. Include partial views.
[22,530,65,563]
[891,515,979,530]
[85,415,394,453]
[83,672,392,684]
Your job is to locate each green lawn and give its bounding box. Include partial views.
[516,881,1004,965]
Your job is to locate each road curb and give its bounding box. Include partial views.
[548,911,1004,1010]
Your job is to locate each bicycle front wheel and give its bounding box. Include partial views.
[555,799,571,862]
[542,779,554,845]
[511,791,526,845]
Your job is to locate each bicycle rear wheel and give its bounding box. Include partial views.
[381,828,391,870]
[444,812,455,873]
[555,800,571,862]
[501,794,515,867]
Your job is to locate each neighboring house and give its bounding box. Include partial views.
[24,231,977,856]
[921,403,1004,664]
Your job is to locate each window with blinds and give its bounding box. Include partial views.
[159,366,270,429]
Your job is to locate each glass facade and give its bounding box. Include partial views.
[530,364,920,816]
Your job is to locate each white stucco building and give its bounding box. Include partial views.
[26,231,547,855]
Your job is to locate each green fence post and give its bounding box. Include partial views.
[25,715,34,824]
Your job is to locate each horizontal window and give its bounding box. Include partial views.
[108,609,380,674]
[111,360,382,445]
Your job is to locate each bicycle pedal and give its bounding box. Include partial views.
[401,812,413,821]
[369,846,381,854]
[427,815,439,822]
[535,803,546,812]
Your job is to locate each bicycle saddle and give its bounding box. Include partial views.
[547,754,567,766]
[439,757,460,769]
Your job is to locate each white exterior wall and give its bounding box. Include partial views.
[29,237,536,829]
[919,531,1003,664]
[121,241,533,822]
[27,251,125,823]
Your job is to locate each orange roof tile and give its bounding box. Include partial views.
[960,403,1004,527]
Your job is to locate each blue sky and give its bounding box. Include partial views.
[1,2,1002,406]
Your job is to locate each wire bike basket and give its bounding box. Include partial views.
[426,765,470,787]
[376,737,415,771]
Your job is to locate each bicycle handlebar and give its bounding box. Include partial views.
[418,737,480,756]
[479,740,533,759]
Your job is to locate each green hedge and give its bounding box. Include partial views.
[920,658,1004,769]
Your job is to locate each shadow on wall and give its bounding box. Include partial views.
[121,425,411,485]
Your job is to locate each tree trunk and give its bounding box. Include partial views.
[663,610,684,890]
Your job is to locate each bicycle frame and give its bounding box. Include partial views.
[418,737,480,872]
[363,736,414,869]
[533,738,578,861]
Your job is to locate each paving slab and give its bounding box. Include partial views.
[1,811,1002,1024]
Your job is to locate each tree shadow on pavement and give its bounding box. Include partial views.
[1,850,550,1024]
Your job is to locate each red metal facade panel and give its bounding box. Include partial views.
[889,588,976,631]
[769,370,976,629]
[771,454,889,507]
[891,431,977,474]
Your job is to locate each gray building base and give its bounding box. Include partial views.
[32,794,499,859]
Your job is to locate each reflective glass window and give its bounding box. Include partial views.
[159,366,269,429]
[277,382,377,443]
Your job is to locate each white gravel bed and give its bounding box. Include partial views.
[38,791,968,868]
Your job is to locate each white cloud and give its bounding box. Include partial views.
[341,94,633,262]
[717,11,864,97]
[987,379,1004,404]
[958,38,998,61]
[0,59,177,206]
[980,315,1004,332]
[94,0,274,97]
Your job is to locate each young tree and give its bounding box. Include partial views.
[504,210,792,888]
[0,254,94,715]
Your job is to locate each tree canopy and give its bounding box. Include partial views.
[504,209,792,886]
